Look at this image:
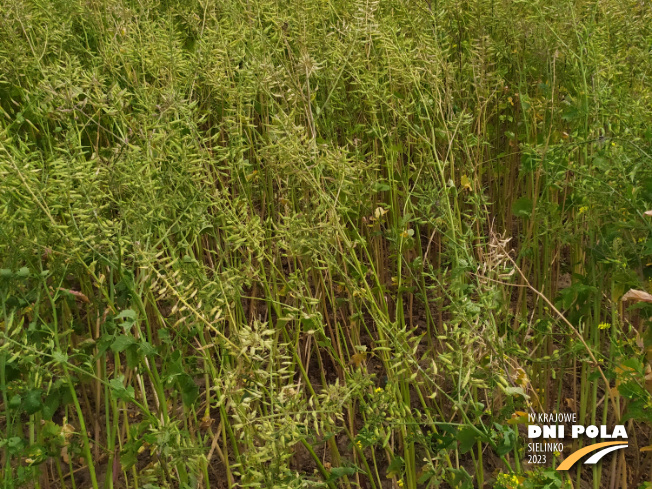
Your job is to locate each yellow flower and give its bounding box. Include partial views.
[375,387,383,393]
[598,322,610,330]
[397,480,404,487]
[496,473,520,489]
[578,206,588,215]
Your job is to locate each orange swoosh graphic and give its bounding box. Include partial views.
[557,442,628,471]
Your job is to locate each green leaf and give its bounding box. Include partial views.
[592,156,609,171]
[448,467,473,489]
[116,309,137,320]
[9,394,21,409]
[42,391,61,420]
[561,105,579,121]
[386,456,404,478]
[521,152,540,173]
[120,448,139,471]
[502,385,530,400]
[3,362,21,383]
[109,378,135,401]
[125,343,140,369]
[177,374,199,407]
[495,425,517,456]
[4,437,25,455]
[457,426,483,454]
[328,466,357,481]
[139,341,157,357]
[512,197,533,218]
[430,429,456,450]
[16,267,30,278]
[23,389,43,415]
[541,469,562,488]
[373,181,391,192]
[418,468,435,484]
[111,335,136,353]
[620,357,643,374]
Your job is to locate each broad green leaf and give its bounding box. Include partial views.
[386,456,404,478]
[512,197,533,218]
[448,467,472,489]
[177,374,199,407]
[502,385,530,399]
[111,335,136,353]
[16,267,30,278]
[109,378,135,401]
[42,391,61,420]
[457,426,482,454]
[328,466,357,481]
[23,389,43,415]
[116,309,137,320]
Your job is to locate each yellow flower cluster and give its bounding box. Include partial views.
[496,472,520,489]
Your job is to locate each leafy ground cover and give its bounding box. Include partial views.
[1,0,652,487]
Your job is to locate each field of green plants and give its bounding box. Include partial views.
[2,0,652,487]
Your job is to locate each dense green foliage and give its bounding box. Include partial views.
[1,0,652,488]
